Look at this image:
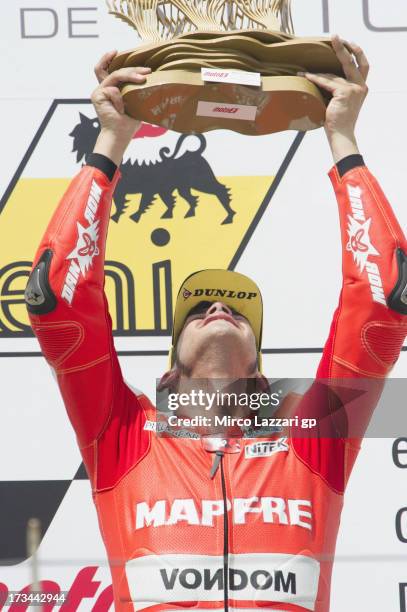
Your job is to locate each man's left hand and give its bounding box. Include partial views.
[302,36,369,161]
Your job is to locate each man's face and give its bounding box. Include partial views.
[175,301,258,375]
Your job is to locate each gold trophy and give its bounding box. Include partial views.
[107,0,344,135]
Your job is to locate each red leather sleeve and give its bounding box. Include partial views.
[27,166,148,484]
[293,165,407,491]
[318,165,407,378]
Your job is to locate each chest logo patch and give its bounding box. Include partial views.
[245,437,289,458]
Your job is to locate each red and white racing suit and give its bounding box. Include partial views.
[26,152,407,611]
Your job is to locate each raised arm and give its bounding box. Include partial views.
[304,38,407,379]
[292,38,407,491]
[25,60,151,462]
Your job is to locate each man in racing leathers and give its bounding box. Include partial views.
[25,37,407,611]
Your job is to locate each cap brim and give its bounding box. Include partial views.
[171,269,263,363]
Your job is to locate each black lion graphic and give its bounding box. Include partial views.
[70,113,235,224]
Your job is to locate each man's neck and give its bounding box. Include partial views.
[179,354,253,382]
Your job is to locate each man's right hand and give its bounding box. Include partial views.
[91,51,151,166]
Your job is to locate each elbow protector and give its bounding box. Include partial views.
[25,249,57,315]
[388,248,407,315]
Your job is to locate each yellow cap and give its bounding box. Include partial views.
[170,269,263,369]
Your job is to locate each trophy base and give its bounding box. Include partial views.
[121,72,326,135]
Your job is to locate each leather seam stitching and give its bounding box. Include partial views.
[361,321,407,368]
[33,320,84,366]
[56,353,109,375]
[95,401,151,493]
[333,355,387,378]
[289,435,345,496]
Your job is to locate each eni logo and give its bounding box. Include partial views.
[0,100,304,339]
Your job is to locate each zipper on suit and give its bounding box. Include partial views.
[209,441,241,612]
[211,450,229,612]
